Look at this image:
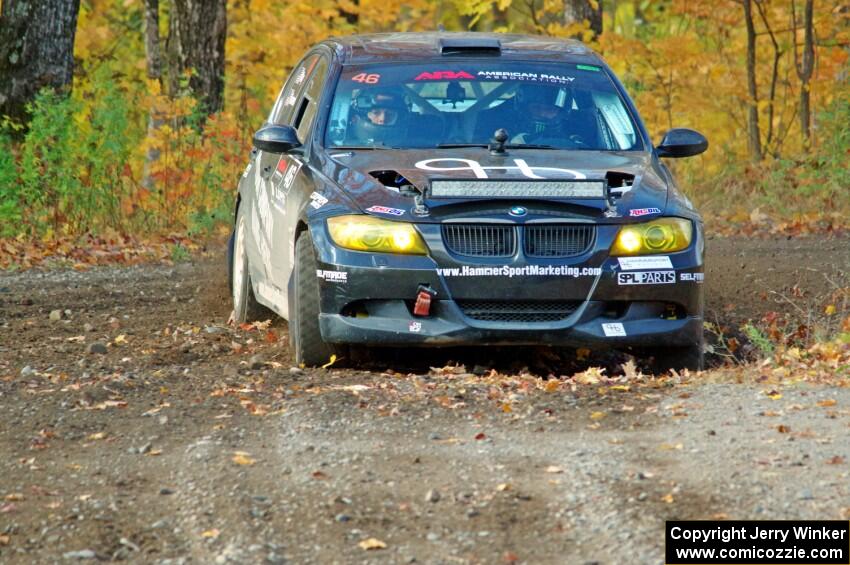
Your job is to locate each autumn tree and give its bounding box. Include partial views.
[167,0,228,116]
[742,0,763,162]
[0,0,81,126]
[564,0,602,37]
[792,0,815,149]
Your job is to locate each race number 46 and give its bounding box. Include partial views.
[352,73,380,84]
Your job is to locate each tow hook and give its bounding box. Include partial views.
[413,285,437,317]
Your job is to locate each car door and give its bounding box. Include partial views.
[248,54,321,312]
[270,56,331,314]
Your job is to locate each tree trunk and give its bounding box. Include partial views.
[743,0,763,162]
[564,0,603,38]
[144,0,162,82]
[166,0,227,116]
[0,0,81,126]
[793,0,815,149]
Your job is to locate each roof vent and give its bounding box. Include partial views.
[438,37,501,56]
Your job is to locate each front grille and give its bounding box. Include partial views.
[524,225,595,258]
[456,300,581,323]
[442,224,515,257]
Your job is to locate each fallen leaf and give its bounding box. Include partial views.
[474,432,486,440]
[503,551,519,563]
[201,528,220,539]
[4,493,24,501]
[661,493,675,503]
[358,538,387,550]
[87,432,107,440]
[545,465,563,474]
[501,403,512,413]
[114,334,128,345]
[817,399,837,407]
[826,456,845,465]
[312,471,329,480]
[544,380,560,392]
[232,452,256,466]
[496,483,511,492]
[777,424,791,433]
[321,354,338,369]
[765,391,782,400]
[659,443,684,451]
[590,411,607,421]
[0,534,8,545]
[825,304,836,316]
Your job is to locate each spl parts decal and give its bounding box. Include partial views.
[602,323,626,337]
[436,265,601,279]
[316,269,347,283]
[680,272,705,283]
[415,158,586,180]
[629,207,661,217]
[617,256,673,271]
[617,271,676,285]
[309,192,328,210]
[282,160,302,191]
[366,205,405,216]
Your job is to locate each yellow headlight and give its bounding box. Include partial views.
[327,215,428,255]
[611,217,693,256]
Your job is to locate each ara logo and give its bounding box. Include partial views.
[414,71,475,81]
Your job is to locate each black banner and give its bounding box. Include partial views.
[666,521,849,564]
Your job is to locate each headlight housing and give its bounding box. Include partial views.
[611,217,693,256]
[327,215,428,255]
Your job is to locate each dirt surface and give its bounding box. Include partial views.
[0,235,848,564]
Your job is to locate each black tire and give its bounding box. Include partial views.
[646,341,704,374]
[230,207,267,324]
[292,231,342,366]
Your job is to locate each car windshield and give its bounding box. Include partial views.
[325,62,643,151]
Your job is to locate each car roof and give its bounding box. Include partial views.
[321,32,603,65]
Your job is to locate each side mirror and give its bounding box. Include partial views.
[656,128,708,158]
[253,124,302,153]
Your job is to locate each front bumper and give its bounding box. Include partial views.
[311,222,704,349]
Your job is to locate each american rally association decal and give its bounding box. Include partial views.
[617,256,673,271]
[366,205,405,216]
[628,207,661,217]
[316,270,347,283]
[602,323,626,337]
[437,265,601,279]
[617,271,676,285]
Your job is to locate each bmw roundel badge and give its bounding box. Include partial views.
[509,206,527,217]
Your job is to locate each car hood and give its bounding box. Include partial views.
[318,148,669,222]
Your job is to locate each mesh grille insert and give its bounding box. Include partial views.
[456,301,581,323]
[524,225,595,258]
[442,224,516,257]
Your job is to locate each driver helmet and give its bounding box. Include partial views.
[515,83,563,134]
[351,88,409,144]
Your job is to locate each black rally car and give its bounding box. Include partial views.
[228,32,708,369]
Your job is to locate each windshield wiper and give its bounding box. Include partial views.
[435,143,489,148]
[505,143,557,150]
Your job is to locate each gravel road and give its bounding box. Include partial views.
[0,235,848,564]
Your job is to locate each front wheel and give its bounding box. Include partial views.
[291,231,344,367]
[646,341,705,374]
[230,207,267,324]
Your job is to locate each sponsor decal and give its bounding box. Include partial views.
[416,158,586,180]
[617,256,673,271]
[283,93,297,107]
[629,207,661,217]
[680,272,705,283]
[282,160,302,191]
[617,271,676,285]
[602,322,626,337]
[316,269,347,283]
[576,64,601,72]
[366,205,405,216]
[477,70,575,84]
[276,158,289,173]
[351,73,380,84]
[436,265,601,279]
[293,67,307,85]
[408,321,422,333]
[414,71,475,81]
[309,192,328,210]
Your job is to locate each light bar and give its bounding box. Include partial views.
[429,179,607,199]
